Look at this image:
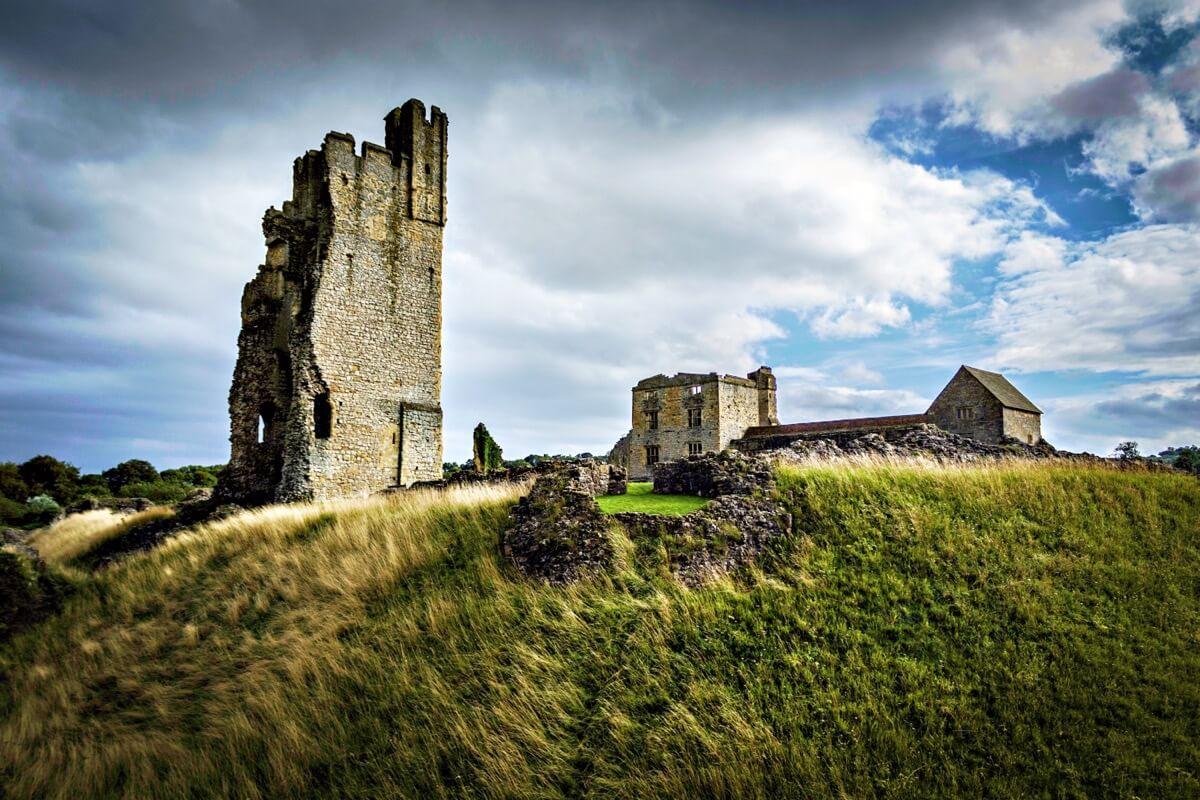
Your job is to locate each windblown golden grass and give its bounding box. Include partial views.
[2,482,526,799]
[29,506,177,566]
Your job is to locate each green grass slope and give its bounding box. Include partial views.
[1,463,1198,799]
[596,481,710,515]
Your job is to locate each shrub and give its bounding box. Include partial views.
[159,466,220,488]
[0,496,28,526]
[76,474,112,498]
[0,548,73,642]
[17,455,80,503]
[23,495,60,525]
[119,480,190,504]
[0,462,29,502]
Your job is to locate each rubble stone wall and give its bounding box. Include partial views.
[652,450,775,497]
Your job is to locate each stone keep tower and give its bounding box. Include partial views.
[217,100,447,504]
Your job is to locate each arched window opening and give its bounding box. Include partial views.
[257,402,276,444]
[314,393,333,439]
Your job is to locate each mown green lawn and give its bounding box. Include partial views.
[596,481,709,515]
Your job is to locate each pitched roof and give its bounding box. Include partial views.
[743,414,929,439]
[962,366,1041,414]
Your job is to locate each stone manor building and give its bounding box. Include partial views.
[614,368,779,480]
[217,100,447,504]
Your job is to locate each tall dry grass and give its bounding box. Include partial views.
[2,482,526,799]
[29,506,176,566]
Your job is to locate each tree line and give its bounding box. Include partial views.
[0,455,224,528]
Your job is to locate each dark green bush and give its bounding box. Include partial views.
[119,480,190,504]
[0,548,72,642]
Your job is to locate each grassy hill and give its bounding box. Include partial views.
[1,462,1198,798]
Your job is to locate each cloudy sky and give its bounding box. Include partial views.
[1,0,1198,471]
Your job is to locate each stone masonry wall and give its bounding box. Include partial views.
[926,370,1005,444]
[1002,408,1042,445]
[628,374,723,480]
[717,380,760,453]
[626,369,776,481]
[218,100,446,504]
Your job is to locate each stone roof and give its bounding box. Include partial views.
[743,414,929,439]
[962,366,1041,414]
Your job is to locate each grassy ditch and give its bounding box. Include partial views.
[1,462,1197,799]
[596,481,710,516]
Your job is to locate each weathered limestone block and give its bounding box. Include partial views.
[652,450,774,498]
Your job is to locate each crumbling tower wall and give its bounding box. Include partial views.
[217,100,447,504]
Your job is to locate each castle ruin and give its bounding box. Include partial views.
[216,100,447,504]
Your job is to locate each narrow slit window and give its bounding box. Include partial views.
[257,402,275,444]
[314,393,333,439]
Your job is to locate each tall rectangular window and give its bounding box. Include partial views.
[647,410,659,430]
[688,408,702,427]
[314,392,333,439]
[645,445,660,465]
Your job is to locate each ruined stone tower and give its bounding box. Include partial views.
[217,100,447,504]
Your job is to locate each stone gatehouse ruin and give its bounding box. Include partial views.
[217,100,447,504]
[611,364,1042,477]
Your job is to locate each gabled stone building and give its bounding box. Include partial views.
[926,365,1042,445]
[216,100,447,504]
[615,368,778,480]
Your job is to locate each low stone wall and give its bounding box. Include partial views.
[503,453,785,586]
[502,466,620,585]
[741,423,1063,463]
[733,424,930,454]
[63,496,155,516]
[652,450,774,497]
[413,459,626,495]
[614,495,791,586]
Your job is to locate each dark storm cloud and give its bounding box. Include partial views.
[1135,154,1200,220]
[1094,382,1200,433]
[1051,68,1150,120]
[0,0,1103,111]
